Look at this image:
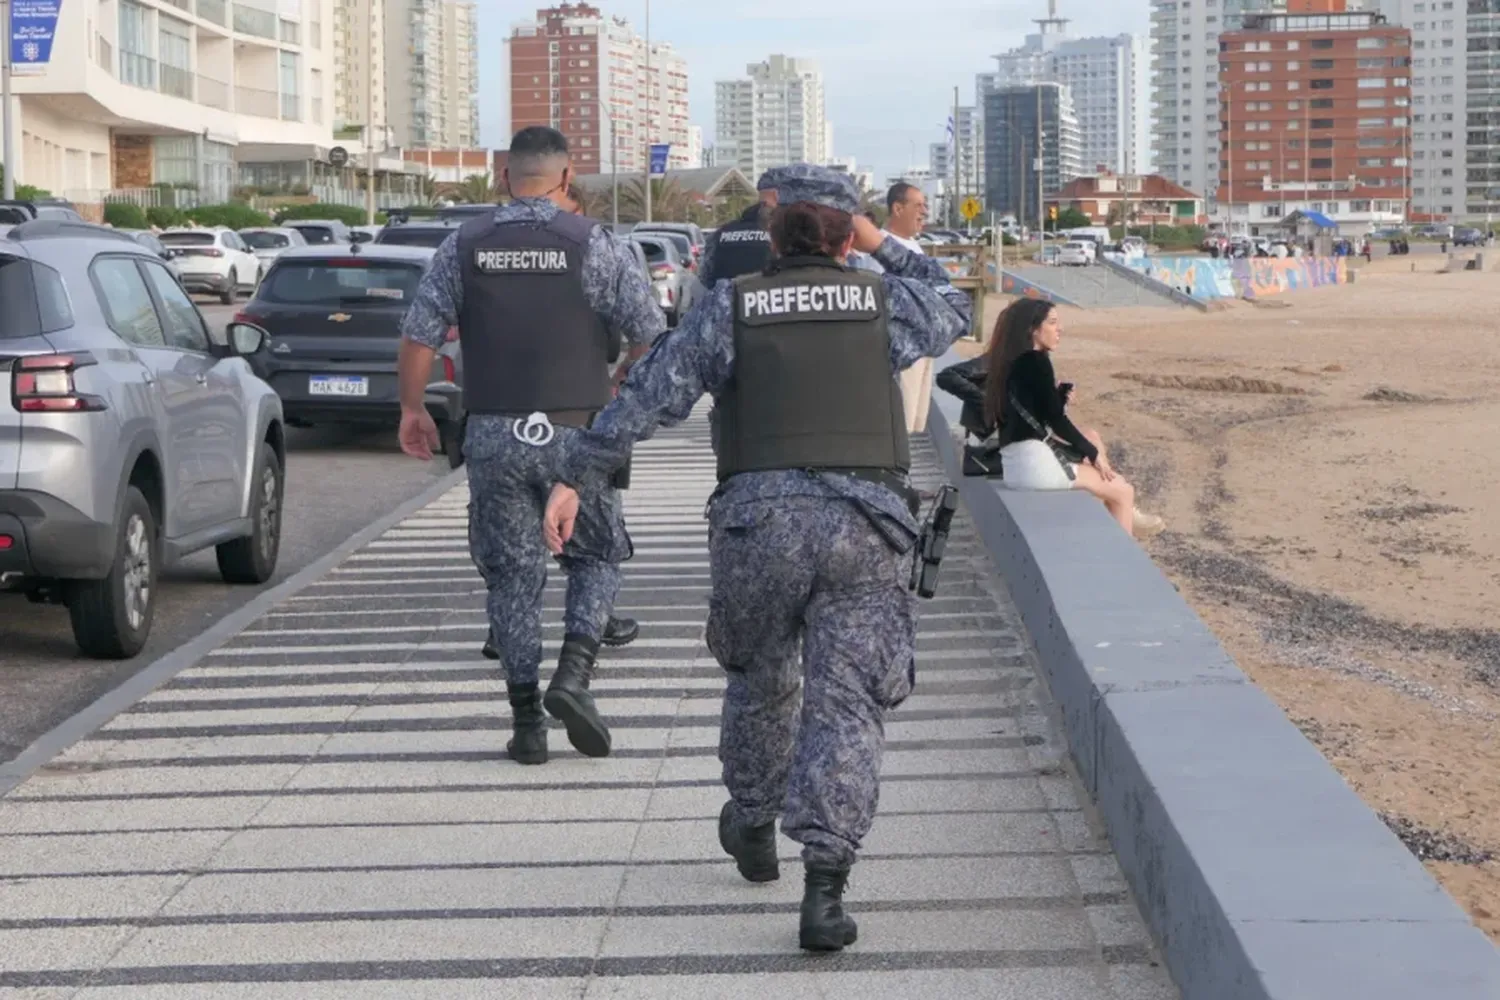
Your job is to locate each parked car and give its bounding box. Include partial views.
[1057,241,1093,266]
[234,243,466,466]
[435,204,498,221]
[350,225,382,244]
[632,222,704,268]
[158,227,262,304]
[0,219,284,658]
[239,226,309,271]
[373,217,464,249]
[282,219,354,246]
[1453,227,1486,247]
[0,199,80,225]
[629,233,692,326]
[117,229,185,283]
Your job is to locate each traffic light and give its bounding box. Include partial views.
[1049,205,1058,221]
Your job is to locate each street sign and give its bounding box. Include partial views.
[649,143,670,178]
[329,146,349,168]
[960,197,982,222]
[9,0,63,76]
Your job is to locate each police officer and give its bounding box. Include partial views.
[696,168,780,288]
[397,126,665,765]
[539,164,972,952]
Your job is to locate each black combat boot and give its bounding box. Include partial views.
[543,635,612,758]
[799,862,858,952]
[481,628,499,661]
[718,801,780,883]
[601,616,639,647]
[505,683,548,766]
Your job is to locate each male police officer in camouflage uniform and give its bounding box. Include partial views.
[696,168,781,288]
[539,164,971,952]
[397,126,665,765]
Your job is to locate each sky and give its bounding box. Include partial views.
[476,0,1149,184]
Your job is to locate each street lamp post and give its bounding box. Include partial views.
[1,0,14,200]
[598,99,619,228]
[643,0,652,224]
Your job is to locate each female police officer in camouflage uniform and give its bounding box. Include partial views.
[539,164,971,952]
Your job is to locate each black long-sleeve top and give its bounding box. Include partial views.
[935,357,992,440]
[1003,350,1098,463]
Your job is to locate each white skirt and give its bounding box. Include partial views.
[999,439,1076,491]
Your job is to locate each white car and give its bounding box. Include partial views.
[158,227,262,305]
[239,227,309,270]
[1057,241,1093,266]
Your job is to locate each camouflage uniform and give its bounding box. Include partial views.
[556,166,971,869]
[401,197,664,691]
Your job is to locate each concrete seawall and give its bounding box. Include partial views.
[923,353,1500,1000]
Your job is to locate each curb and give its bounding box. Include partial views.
[0,467,468,798]
[923,352,1500,1000]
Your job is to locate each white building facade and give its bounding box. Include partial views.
[5,0,336,204]
[981,1,1150,177]
[383,0,479,150]
[714,54,829,181]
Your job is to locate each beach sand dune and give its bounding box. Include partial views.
[969,268,1500,940]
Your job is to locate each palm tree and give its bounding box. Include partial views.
[619,177,693,223]
[571,184,613,221]
[453,173,496,205]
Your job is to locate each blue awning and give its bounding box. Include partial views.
[1300,210,1337,229]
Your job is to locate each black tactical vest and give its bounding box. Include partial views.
[715,257,910,481]
[702,207,772,285]
[456,210,611,415]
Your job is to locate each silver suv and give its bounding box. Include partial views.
[0,219,285,659]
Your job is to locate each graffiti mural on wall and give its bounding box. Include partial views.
[1126,257,1238,299]
[1231,256,1349,298]
[1127,255,1351,300]
[1000,271,1081,307]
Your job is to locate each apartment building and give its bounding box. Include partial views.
[982,82,1084,223]
[980,0,1150,177]
[1219,1,1413,233]
[1378,0,1500,222]
[507,3,692,176]
[1151,0,1283,210]
[714,55,829,180]
[929,105,985,207]
[332,0,386,145]
[6,0,335,203]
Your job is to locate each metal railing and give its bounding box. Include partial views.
[235,85,279,118]
[232,3,277,38]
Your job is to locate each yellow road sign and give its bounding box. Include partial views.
[960,197,983,221]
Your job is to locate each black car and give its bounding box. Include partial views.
[374,217,464,249]
[1454,227,1486,247]
[235,243,467,466]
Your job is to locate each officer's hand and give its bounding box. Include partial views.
[543,484,581,554]
[851,214,884,254]
[398,407,440,461]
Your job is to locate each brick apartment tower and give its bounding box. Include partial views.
[507,3,691,176]
[1218,0,1413,234]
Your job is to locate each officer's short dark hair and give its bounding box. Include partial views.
[886,182,917,212]
[509,126,570,181]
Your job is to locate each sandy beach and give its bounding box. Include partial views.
[965,261,1500,941]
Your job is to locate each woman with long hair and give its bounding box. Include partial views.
[981,298,1162,537]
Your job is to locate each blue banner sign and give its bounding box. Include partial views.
[649,143,670,177]
[9,0,63,76]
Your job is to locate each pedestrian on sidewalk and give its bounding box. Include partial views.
[396,125,666,766]
[539,164,972,953]
[862,181,938,435]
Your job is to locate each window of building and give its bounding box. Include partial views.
[1312,59,1335,69]
[1288,81,1300,90]
[158,14,192,99]
[1288,40,1300,50]
[1357,37,1388,49]
[1311,118,1334,129]
[1288,60,1301,70]
[1311,79,1335,89]
[1311,98,1334,108]
[1359,157,1387,167]
[1288,159,1301,170]
[118,0,155,90]
[1311,138,1334,148]
[1311,158,1334,168]
[1311,39,1334,49]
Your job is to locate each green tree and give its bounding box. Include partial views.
[618,178,693,223]
[188,203,274,229]
[146,206,188,229]
[1049,207,1092,232]
[273,203,370,227]
[453,173,496,205]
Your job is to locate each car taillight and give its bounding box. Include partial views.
[233,310,263,324]
[11,353,107,412]
[650,263,673,277]
[0,534,13,550]
[204,248,223,257]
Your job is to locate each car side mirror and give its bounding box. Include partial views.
[226,322,268,357]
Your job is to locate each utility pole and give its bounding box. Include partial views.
[1035,85,1044,252]
[365,19,376,224]
[1,0,13,200]
[643,0,652,223]
[952,86,960,230]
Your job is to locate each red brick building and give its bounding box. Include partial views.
[1218,0,1412,235]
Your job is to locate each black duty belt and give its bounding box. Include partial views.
[817,467,919,517]
[484,409,597,429]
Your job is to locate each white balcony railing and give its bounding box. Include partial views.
[95,33,114,74]
[235,85,279,118]
[198,75,230,109]
[197,0,226,24]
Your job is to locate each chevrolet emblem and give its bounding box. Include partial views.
[328,313,352,322]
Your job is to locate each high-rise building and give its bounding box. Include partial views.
[979,1,1149,177]
[714,55,829,180]
[929,106,986,206]
[334,0,388,144]
[982,83,1084,224]
[384,0,479,149]
[1378,0,1499,222]
[1219,1,1412,234]
[6,0,336,205]
[1150,0,1282,209]
[507,3,692,176]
